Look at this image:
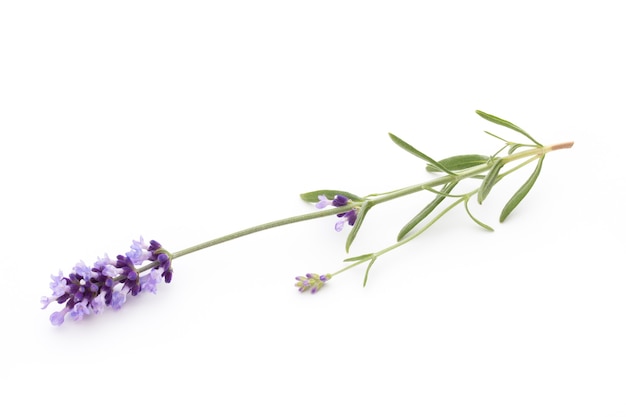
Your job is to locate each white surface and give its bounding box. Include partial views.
[1,1,624,416]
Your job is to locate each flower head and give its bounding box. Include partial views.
[295,273,331,294]
[42,238,173,326]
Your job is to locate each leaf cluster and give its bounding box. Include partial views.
[300,110,549,286]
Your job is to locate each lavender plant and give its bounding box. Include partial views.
[42,110,574,325]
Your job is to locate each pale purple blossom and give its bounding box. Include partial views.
[110,290,127,311]
[73,261,94,282]
[140,268,162,294]
[90,292,107,314]
[315,195,333,209]
[40,296,54,309]
[94,254,122,278]
[69,301,90,321]
[126,236,151,265]
[49,271,68,297]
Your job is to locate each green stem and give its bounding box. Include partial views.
[133,141,573,276]
[332,195,466,276]
[328,141,574,277]
[132,205,357,275]
[368,142,571,206]
[171,205,356,259]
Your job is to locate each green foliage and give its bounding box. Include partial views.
[477,158,504,204]
[362,257,377,287]
[464,198,494,231]
[294,111,569,291]
[500,156,544,222]
[388,132,457,175]
[476,110,542,146]
[397,180,459,241]
[344,253,374,262]
[426,154,491,173]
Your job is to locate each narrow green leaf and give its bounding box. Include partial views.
[500,156,544,222]
[477,158,504,204]
[426,154,490,173]
[388,133,457,175]
[507,143,524,154]
[343,253,374,262]
[484,130,508,143]
[345,200,372,253]
[362,257,377,287]
[463,198,494,231]
[397,180,458,241]
[300,189,363,203]
[476,110,542,146]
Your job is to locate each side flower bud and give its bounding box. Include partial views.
[295,273,332,294]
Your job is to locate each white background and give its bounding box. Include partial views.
[1,1,625,416]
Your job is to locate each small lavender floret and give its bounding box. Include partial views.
[49,271,68,297]
[315,195,358,232]
[110,290,127,310]
[126,236,151,265]
[315,195,333,209]
[90,292,107,314]
[141,269,162,294]
[334,208,358,232]
[73,261,94,282]
[295,273,332,294]
[42,237,174,325]
[69,301,90,321]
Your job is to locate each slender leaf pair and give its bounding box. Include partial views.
[476,110,543,146]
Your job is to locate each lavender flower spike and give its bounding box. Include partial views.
[41,238,174,326]
[295,273,332,294]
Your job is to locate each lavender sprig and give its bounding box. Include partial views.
[42,110,574,325]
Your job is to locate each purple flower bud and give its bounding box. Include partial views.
[332,195,350,207]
